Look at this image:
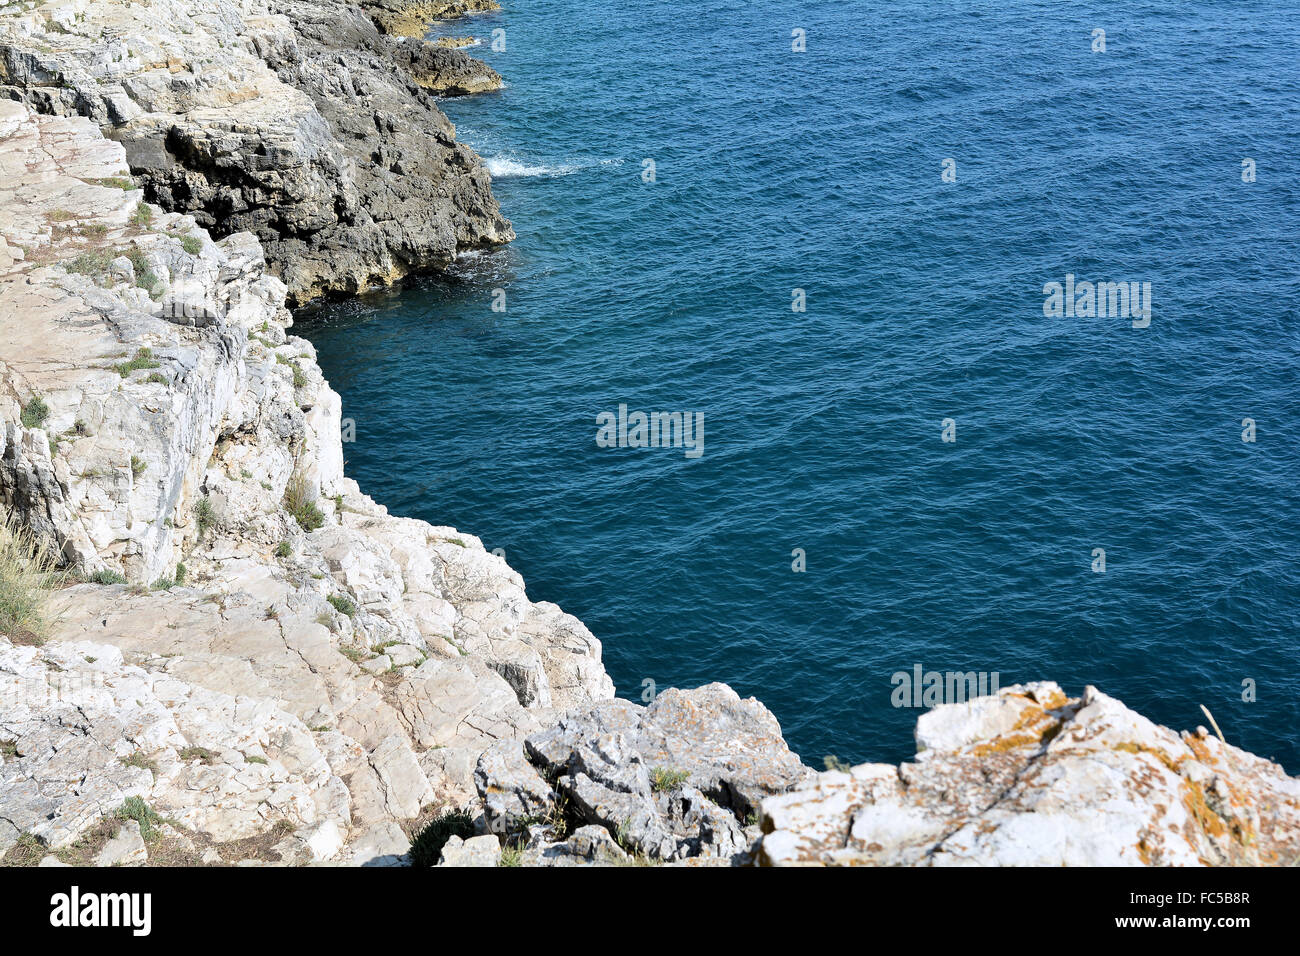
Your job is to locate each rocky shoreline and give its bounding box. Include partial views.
[0,0,509,305]
[1,0,1298,867]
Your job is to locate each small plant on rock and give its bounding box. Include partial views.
[126,248,162,298]
[409,810,476,868]
[121,752,157,776]
[87,568,128,585]
[86,567,128,582]
[284,474,325,532]
[114,347,160,378]
[0,832,45,867]
[276,353,307,389]
[179,746,216,764]
[498,844,525,867]
[115,796,162,841]
[20,397,49,429]
[64,249,114,278]
[194,496,215,538]
[326,594,356,617]
[0,518,63,645]
[649,766,691,792]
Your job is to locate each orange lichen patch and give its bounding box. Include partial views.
[1136,837,1156,865]
[1111,741,1184,774]
[1180,776,1267,865]
[1025,687,1069,710]
[1183,780,1228,839]
[1184,732,1222,767]
[970,704,1062,757]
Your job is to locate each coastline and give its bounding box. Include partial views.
[0,0,1297,867]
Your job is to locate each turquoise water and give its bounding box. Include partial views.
[300,0,1300,770]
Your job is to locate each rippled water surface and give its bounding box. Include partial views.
[300,0,1300,769]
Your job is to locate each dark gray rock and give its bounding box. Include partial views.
[0,0,513,305]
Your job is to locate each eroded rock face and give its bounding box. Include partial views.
[475,684,813,863]
[757,682,1300,867]
[0,637,352,856]
[0,0,511,304]
[0,101,610,865]
[3,91,1298,868]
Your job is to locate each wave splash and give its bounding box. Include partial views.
[484,154,623,179]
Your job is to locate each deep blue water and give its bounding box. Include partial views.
[299,0,1300,770]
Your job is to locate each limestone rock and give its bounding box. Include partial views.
[438,832,500,867]
[340,822,410,867]
[476,685,810,862]
[475,739,554,834]
[757,683,1300,867]
[95,820,148,867]
[0,97,616,864]
[0,0,513,305]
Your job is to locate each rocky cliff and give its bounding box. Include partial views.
[0,0,510,305]
[1,1,1297,868]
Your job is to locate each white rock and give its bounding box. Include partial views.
[438,833,500,867]
[95,821,149,867]
[303,819,343,861]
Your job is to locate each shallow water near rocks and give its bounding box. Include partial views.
[299,0,1300,770]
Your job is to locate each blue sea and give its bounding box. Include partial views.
[299,0,1300,770]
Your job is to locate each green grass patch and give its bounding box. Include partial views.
[326,594,356,617]
[121,752,157,776]
[114,347,161,378]
[64,248,114,277]
[275,353,307,389]
[284,474,324,531]
[86,568,128,585]
[126,248,162,298]
[115,796,163,841]
[498,844,525,867]
[0,518,63,645]
[195,496,215,538]
[179,746,216,764]
[649,767,691,792]
[20,396,49,429]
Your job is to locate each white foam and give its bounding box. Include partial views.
[483,155,625,180]
[485,155,576,179]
